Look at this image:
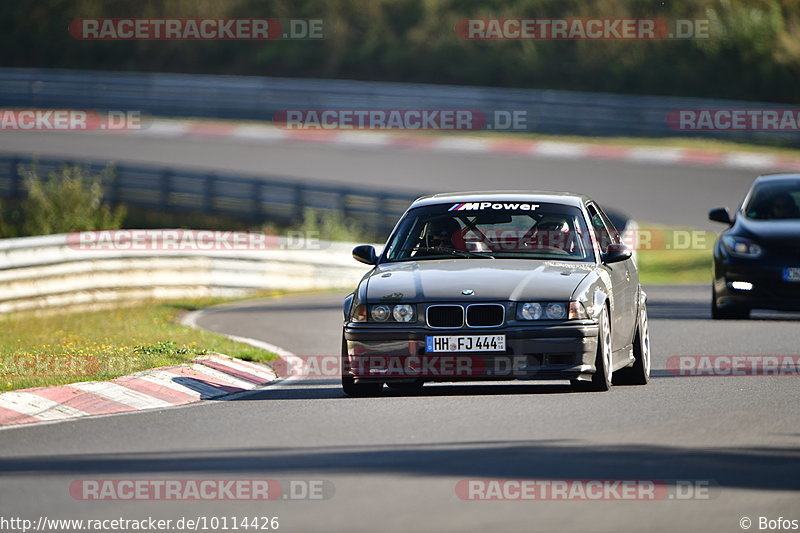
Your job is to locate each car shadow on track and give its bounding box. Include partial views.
[2,440,798,493]
[646,299,710,320]
[221,380,626,402]
[647,299,800,321]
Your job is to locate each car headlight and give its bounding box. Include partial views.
[370,305,391,322]
[517,301,588,320]
[545,302,567,319]
[722,235,762,258]
[392,304,416,322]
[356,304,416,323]
[519,302,542,320]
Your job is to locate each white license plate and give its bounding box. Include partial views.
[784,268,800,282]
[426,335,506,353]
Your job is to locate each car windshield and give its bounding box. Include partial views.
[744,181,800,220]
[382,201,595,262]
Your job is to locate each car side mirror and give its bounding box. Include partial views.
[352,245,377,265]
[709,207,732,225]
[602,244,632,264]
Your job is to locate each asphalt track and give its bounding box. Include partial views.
[0,129,771,229]
[0,132,798,532]
[0,286,798,533]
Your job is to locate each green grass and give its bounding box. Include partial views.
[635,225,716,285]
[0,296,280,392]
[638,248,712,285]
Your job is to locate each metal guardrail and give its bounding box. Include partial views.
[0,233,373,313]
[0,67,795,145]
[0,154,631,236]
[0,155,418,235]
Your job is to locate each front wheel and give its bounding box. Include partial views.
[614,301,650,386]
[574,307,613,392]
[341,336,383,397]
[711,286,750,319]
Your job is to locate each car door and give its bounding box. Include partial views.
[596,204,638,348]
[586,203,636,356]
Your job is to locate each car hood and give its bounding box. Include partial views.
[365,259,594,303]
[736,216,800,247]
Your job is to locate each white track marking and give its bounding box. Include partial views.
[71,382,174,410]
[0,391,89,420]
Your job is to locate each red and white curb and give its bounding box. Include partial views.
[0,353,278,428]
[113,118,800,172]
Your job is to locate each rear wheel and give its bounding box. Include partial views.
[614,301,650,385]
[341,336,383,397]
[711,286,750,319]
[342,375,383,397]
[574,307,613,392]
[386,380,425,393]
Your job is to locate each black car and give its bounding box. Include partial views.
[710,174,800,319]
[342,191,650,396]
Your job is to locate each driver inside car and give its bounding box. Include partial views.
[424,217,462,248]
[526,216,573,253]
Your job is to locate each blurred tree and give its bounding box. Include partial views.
[0,0,797,103]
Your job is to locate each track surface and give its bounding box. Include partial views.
[0,130,769,228]
[0,133,798,531]
[1,286,798,533]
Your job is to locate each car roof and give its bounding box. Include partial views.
[754,173,800,183]
[411,191,591,209]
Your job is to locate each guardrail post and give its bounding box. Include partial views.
[293,184,305,224]
[108,165,121,207]
[9,157,21,198]
[203,174,214,212]
[250,181,262,222]
[377,194,390,236]
[339,191,349,220]
[161,170,172,211]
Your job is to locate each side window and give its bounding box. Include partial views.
[586,203,618,252]
[597,207,622,245]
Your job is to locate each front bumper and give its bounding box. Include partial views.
[714,256,800,312]
[343,323,599,383]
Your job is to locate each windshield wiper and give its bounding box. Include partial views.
[398,246,495,259]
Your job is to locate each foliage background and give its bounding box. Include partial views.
[1,0,798,103]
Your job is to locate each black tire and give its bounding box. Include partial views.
[711,286,750,320]
[386,380,425,393]
[342,375,383,397]
[614,301,650,386]
[341,335,383,397]
[574,307,613,392]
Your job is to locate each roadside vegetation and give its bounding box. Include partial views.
[2,0,798,105]
[638,248,712,285]
[0,164,125,238]
[0,297,277,392]
[635,225,716,285]
[263,207,371,243]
